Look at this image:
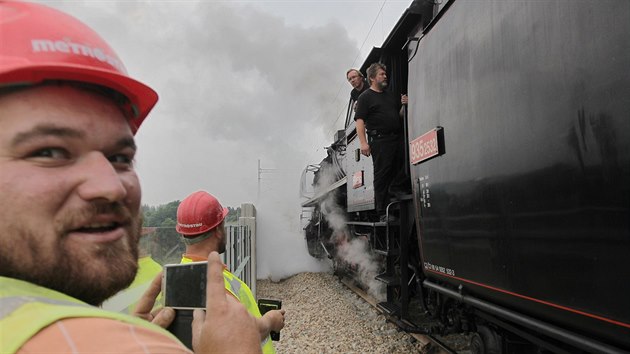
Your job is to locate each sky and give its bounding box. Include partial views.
[36,0,412,279]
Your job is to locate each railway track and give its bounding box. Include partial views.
[340,277,462,354]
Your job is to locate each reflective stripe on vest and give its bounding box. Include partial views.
[180,256,276,354]
[0,276,181,354]
[226,277,242,299]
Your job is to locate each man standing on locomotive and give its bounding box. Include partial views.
[347,68,369,103]
[354,62,410,222]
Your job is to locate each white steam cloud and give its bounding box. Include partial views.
[312,160,385,300]
[256,170,330,281]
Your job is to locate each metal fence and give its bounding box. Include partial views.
[233,203,257,297]
[225,224,255,296]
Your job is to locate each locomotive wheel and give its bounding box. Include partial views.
[470,332,485,354]
[470,325,503,354]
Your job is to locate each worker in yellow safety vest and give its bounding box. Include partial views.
[0,2,261,353]
[176,191,285,354]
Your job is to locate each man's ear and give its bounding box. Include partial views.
[214,224,226,239]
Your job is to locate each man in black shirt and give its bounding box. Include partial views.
[347,68,369,102]
[354,62,410,222]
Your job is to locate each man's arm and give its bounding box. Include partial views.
[355,118,371,157]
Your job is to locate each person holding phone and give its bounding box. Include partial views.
[0,2,260,353]
[175,191,286,354]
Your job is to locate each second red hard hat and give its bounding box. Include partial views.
[176,191,229,236]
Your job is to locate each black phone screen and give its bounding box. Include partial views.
[163,262,207,309]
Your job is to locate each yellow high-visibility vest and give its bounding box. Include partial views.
[0,276,180,354]
[180,256,275,354]
[102,256,163,313]
[129,256,163,291]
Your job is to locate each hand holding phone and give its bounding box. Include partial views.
[162,255,261,353]
[191,253,261,353]
[163,262,207,349]
[258,299,283,341]
[133,270,175,329]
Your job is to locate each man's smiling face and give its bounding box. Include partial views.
[0,84,142,305]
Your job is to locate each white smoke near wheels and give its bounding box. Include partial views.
[313,165,385,301]
[334,235,385,301]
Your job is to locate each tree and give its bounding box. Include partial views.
[141,201,182,265]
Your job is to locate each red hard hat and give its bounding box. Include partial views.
[0,1,158,134]
[176,191,229,236]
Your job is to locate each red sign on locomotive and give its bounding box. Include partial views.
[410,128,439,165]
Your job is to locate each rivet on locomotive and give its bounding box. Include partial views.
[300,1,630,353]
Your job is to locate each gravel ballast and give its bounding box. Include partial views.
[256,272,427,354]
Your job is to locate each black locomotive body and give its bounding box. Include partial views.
[301,1,630,353]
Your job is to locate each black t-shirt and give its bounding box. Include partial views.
[350,79,369,101]
[354,89,401,135]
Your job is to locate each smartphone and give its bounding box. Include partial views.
[163,261,207,309]
[258,299,282,341]
[163,262,208,349]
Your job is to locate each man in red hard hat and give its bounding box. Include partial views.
[0,2,260,353]
[176,190,286,354]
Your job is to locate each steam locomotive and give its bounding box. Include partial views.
[300,1,630,353]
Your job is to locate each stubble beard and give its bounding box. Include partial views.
[0,205,142,306]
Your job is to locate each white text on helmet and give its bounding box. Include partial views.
[178,222,203,228]
[31,39,126,73]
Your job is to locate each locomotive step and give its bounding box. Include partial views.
[375,272,401,286]
[373,248,399,256]
[390,192,413,201]
[377,301,401,316]
[346,220,398,227]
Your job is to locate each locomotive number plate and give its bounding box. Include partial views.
[410,128,440,165]
[352,170,364,189]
